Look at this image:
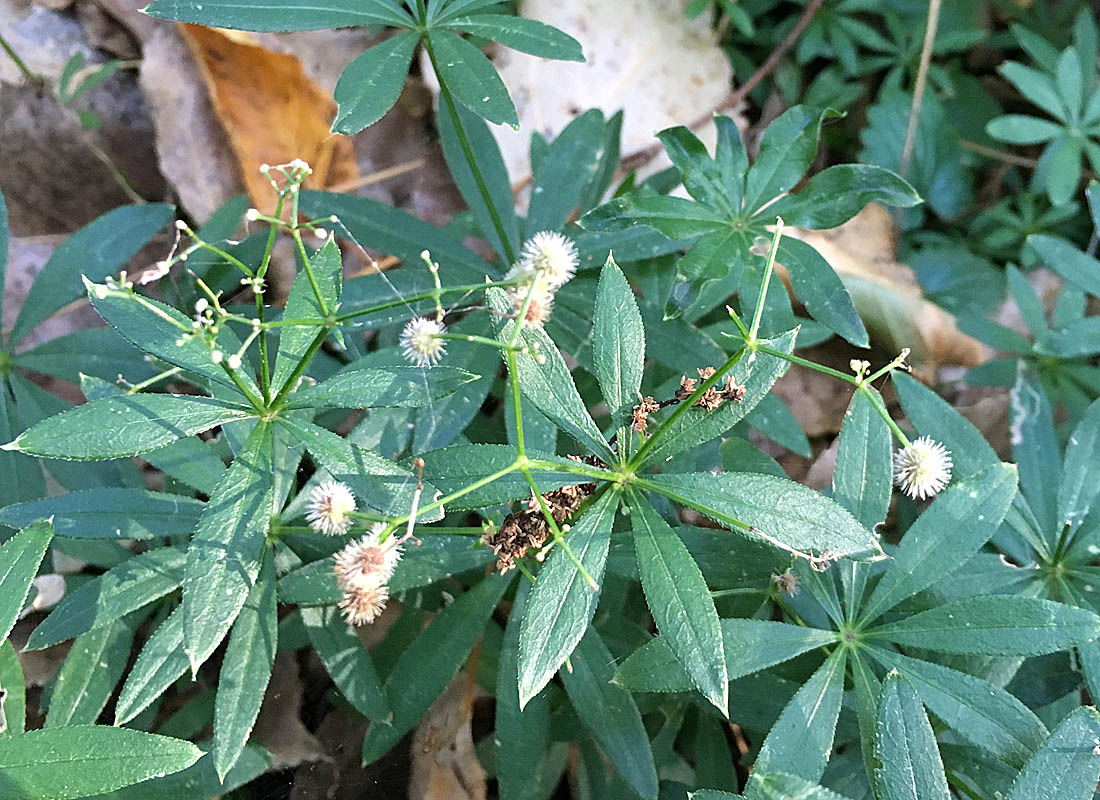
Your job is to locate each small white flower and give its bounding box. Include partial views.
[226,354,242,370]
[512,231,579,289]
[400,317,447,366]
[333,525,402,584]
[306,480,357,535]
[337,576,390,626]
[508,279,555,329]
[893,436,953,500]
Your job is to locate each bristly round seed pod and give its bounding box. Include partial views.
[400,316,447,366]
[306,480,357,535]
[332,525,402,626]
[511,230,579,289]
[337,577,390,626]
[893,435,953,500]
[333,525,402,584]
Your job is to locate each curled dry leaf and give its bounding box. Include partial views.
[784,204,988,377]
[409,676,487,800]
[177,23,359,216]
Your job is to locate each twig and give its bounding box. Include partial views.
[621,0,827,171]
[327,157,427,194]
[895,0,942,227]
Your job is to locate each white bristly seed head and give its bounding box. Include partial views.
[893,435,953,500]
[513,230,579,289]
[400,317,447,366]
[306,480,357,535]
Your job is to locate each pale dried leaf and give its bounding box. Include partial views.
[408,676,487,800]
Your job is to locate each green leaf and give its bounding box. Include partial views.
[361,573,510,763]
[768,164,920,230]
[1059,397,1100,533]
[115,607,189,725]
[1028,234,1100,297]
[644,471,883,561]
[299,191,493,287]
[776,238,867,346]
[1011,366,1060,537]
[85,744,271,800]
[869,596,1100,655]
[182,422,275,673]
[0,521,53,643]
[0,726,201,800]
[874,673,951,800]
[271,238,342,392]
[301,605,388,721]
[1007,706,1100,799]
[45,618,135,728]
[487,288,615,462]
[580,194,728,239]
[613,619,837,693]
[2,394,251,461]
[833,389,892,531]
[8,204,173,345]
[0,383,45,519]
[278,535,492,605]
[527,111,607,233]
[0,490,203,541]
[0,640,25,737]
[497,580,551,800]
[518,491,617,707]
[593,256,645,428]
[437,97,519,261]
[637,329,796,466]
[446,14,584,61]
[870,649,1046,768]
[13,328,152,385]
[284,366,478,410]
[428,30,517,127]
[892,372,1000,480]
[87,281,256,394]
[142,0,414,30]
[419,443,579,509]
[998,62,1066,121]
[333,31,419,134]
[26,548,185,651]
[986,114,1063,144]
[743,106,839,214]
[560,628,659,800]
[657,124,737,216]
[213,555,277,780]
[629,494,727,714]
[142,437,226,496]
[859,463,1018,623]
[754,649,846,783]
[0,188,8,336]
[744,772,851,800]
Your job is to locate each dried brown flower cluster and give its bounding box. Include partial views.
[484,465,597,573]
[630,368,746,434]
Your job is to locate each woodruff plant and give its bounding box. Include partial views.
[3,1,1100,799]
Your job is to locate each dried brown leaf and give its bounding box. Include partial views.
[177,24,358,216]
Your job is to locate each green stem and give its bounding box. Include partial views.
[0,33,39,84]
[333,281,518,324]
[390,461,522,527]
[525,458,615,483]
[423,36,517,265]
[268,328,328,409]
[127,367,182,394]
[748,217,784,344]
[627,346,747,470]
[508,350,526,457]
